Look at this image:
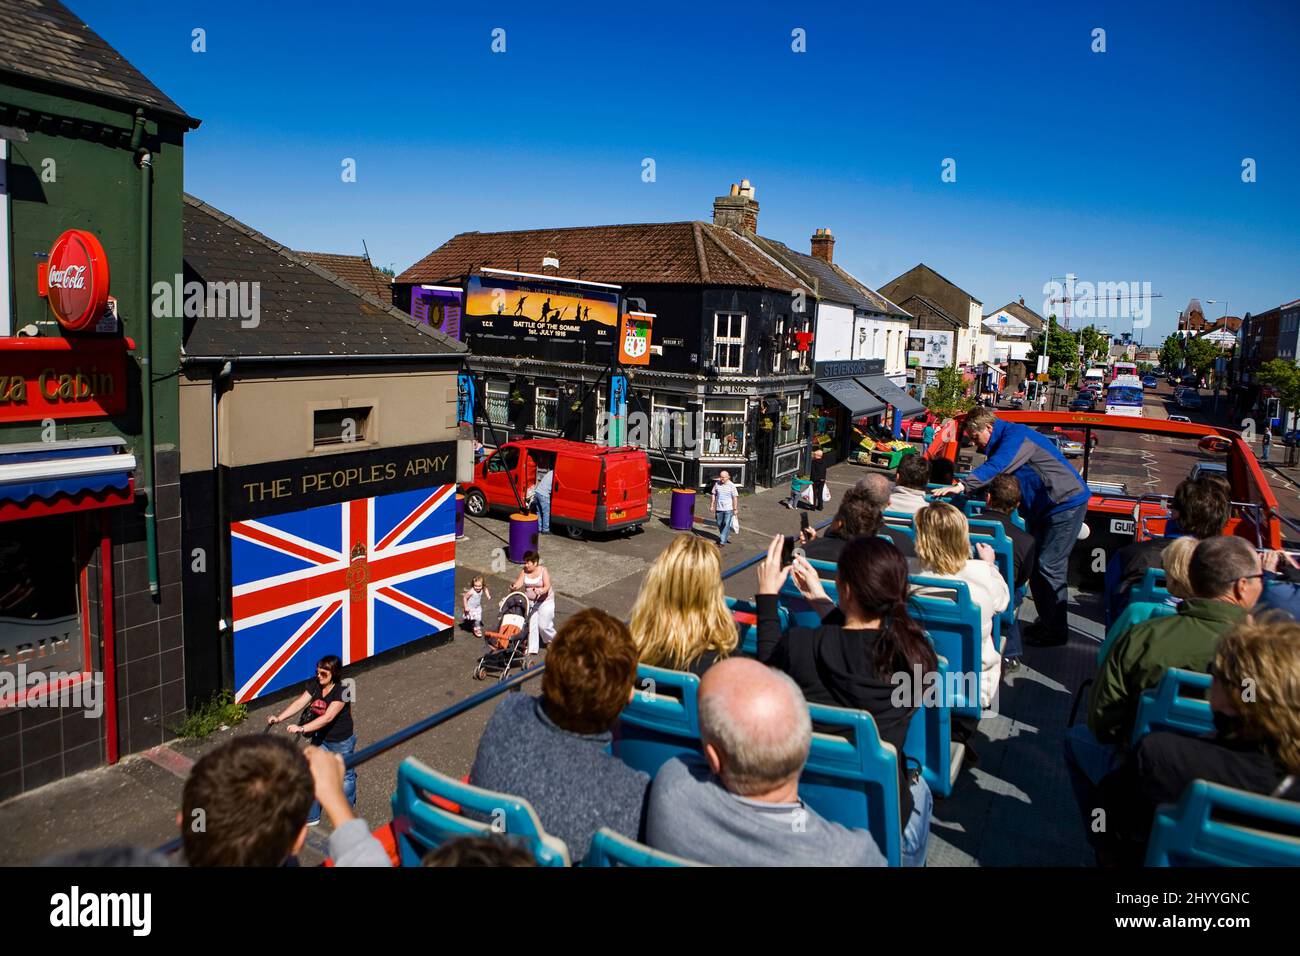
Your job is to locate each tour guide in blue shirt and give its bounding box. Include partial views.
[933,407,1090,646]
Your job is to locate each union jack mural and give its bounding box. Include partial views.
[230,484,457,701]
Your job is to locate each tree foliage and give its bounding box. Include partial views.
[1160,333,1185,372]
[922,364,975,418]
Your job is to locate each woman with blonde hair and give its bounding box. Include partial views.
[911,501,1009,709]
[629,534,738,675]
[1092,617,1300,865]
[1096,535,1198,667]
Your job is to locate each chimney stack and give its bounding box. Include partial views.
[712,179,759,234]
[810,227,835,264]
[1019,296,1025,306]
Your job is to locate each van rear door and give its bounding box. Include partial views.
[552,452,598,527]
[601,451,650,525]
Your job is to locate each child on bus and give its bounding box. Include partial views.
[463,575,491,638]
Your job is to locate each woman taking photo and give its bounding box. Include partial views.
[629,534,737,676]
[911,501,1009,710]
[512,550,556,655]
[266,654,356,826]
[755,533,939,868]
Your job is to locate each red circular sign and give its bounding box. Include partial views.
[46,229,110,331]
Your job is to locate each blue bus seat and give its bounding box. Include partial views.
[1131,668,1213,746]
[614,663,704,778]
[390,756,570,867]
[1146,780,1300,866]
[801,701,904,867]
[584,827,702,867]
[726,597,787,657]
[1098,600,1178,667]
[903,653,964,798]
[907,576,985,718]
[1130,567,1170,607]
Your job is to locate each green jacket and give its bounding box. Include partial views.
[1088,598,1246,744]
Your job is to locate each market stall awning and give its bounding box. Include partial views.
[858,375,925,418]
[816,377,885,417]
[0,438,136,521]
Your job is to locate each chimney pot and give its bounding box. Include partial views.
[810,227,835,264]
[713,180,760,234]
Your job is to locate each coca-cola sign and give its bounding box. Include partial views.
[44,229,110,331]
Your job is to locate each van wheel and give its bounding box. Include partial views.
[465,490,488,517]
[563,525,586,540]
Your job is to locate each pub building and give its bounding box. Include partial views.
[177,196,465,709]
[395,181,825,490]
[0,0,201,797]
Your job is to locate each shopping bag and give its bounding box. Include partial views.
[731,513,740,534]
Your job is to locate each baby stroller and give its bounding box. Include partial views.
[472,590,532,681]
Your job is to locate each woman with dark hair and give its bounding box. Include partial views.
[755,534,939,866]
[267,655,356,826]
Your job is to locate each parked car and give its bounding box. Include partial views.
[1055,427,1100,449]
[1142,375,1158,389]
[1069,395,1096,412]
[905,411,941,442]
[1178,392,1202,410]
[1189,461,1228,483]
[1168,414,1192,423]
[462,438,651,539]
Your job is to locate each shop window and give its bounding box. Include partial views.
[713,313,746,373]
[779,393,801,445]
[651,394,688,451]
[486,380,511,425]
[313,407,371,447]
[703,398,747,457]
[535,386,560,431]
[771,316,785,373]
[1,517,83,681]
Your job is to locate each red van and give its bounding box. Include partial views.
[462,439,652,539]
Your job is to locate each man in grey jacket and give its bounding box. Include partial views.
[644,658,886,866]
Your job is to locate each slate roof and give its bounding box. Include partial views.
[397,222,809,293]
[182,195,464,360]
[0,0,197,126]
[891,293,963,328]
[296,251,394,303]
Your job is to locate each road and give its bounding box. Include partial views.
[1042,379,1300,546]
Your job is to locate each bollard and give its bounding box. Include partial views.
[508,512,539,563]
[669,487,696,530]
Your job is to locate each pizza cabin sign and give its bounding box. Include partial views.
[38,229,111,332]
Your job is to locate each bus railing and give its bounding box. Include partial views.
[155,514,835,856]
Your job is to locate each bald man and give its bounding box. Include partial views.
[644,658,885,866]
[855,472,893,508]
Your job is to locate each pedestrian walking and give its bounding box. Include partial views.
[512,550,556,654]
[1262,428,1272,462]
[711,470,739,546]
[267,655,356,826]
[810,449,828,511]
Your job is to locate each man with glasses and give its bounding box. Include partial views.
[1064,536,1265,801]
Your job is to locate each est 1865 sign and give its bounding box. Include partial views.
[39,229,111,332]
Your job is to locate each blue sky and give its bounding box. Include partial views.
[73,0,1300,342]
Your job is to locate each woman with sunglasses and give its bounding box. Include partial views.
[267,655,356,826]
